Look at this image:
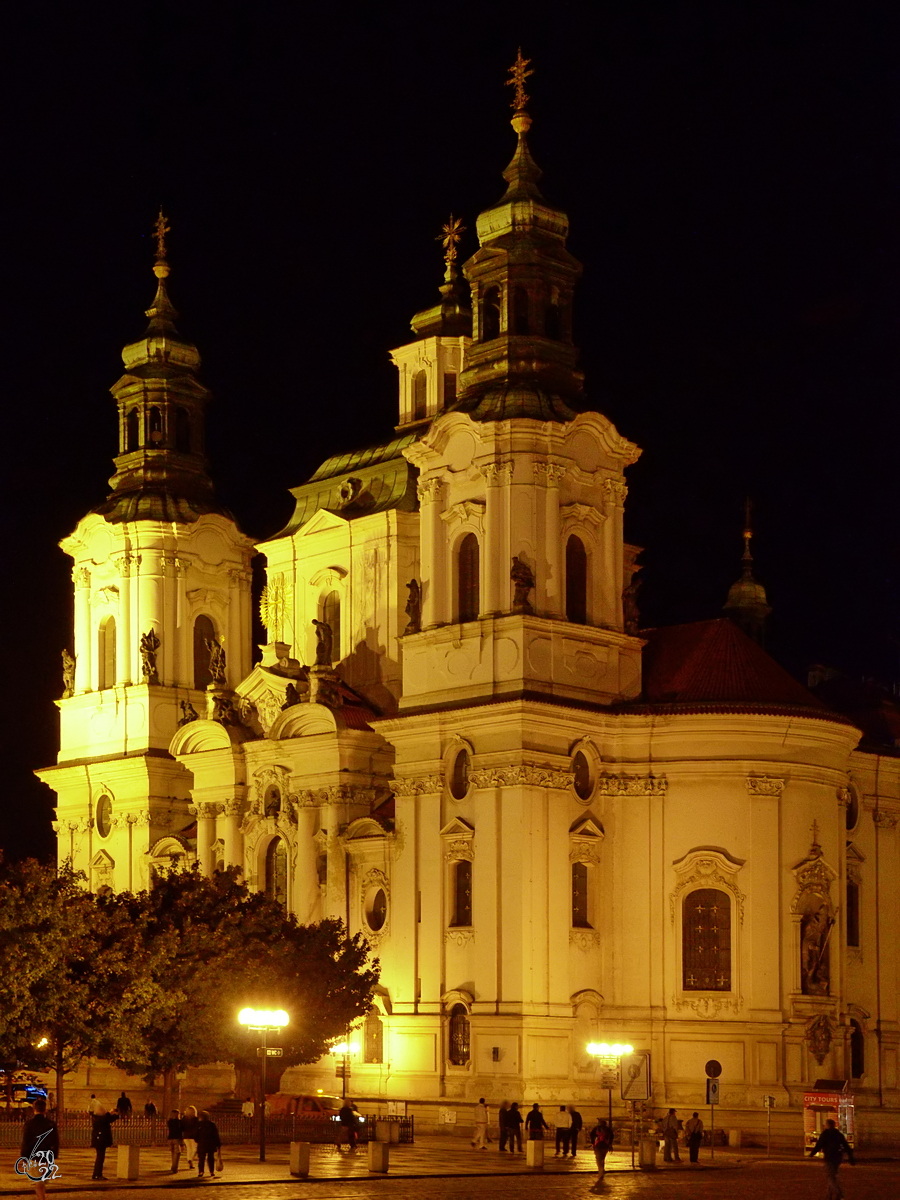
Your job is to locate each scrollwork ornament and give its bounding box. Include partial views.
[569,843,602,866]
[806,1013,836,1065]
[389,775,443,796]
[468,765,574,790]
[746,776,786,796]
[595,773,668,797]
[874,810,899,830]
[444,839,474,863]
[569,930,603,952]
[444,929,475,948]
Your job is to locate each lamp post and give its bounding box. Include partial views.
[587,1042,634,1135]
[238,1007,289,1162]
[329,1039,360,1101]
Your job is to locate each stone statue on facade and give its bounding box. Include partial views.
[312,619,333,666]
[405,578,422,634]
[212,694,238,725]
[61,649,76,698]
[281,682,301,710]
[511,556,535,613]
[205,637,227,684]
[801,905,832,995]
[178,699,199,726]
[140,629,161,684]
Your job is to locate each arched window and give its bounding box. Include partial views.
[513,286,529,335]
[126,408,140,451]
[174,406,191,453]
[846,878,860,947]
[451,860,472,926]
[572,862,591,928]
[449,747,470,800]
[148,406,163,445]
[96,794,113,839]
[566,535,588,625]
[98,616,116,689]
[448,1004,470,1066]
[364,1008,384,1064]
[572,750,592,801]
[545,301,561,340]
[265,837,288,907]
[193,615,216,689]
[850,1019,865,1079]
[322,590,341,661]
[457,534,480,622]
[412,370,427,422]
[683,888,731,991]
[482,286,500,341]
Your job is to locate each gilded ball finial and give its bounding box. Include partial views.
[153,208,171,278]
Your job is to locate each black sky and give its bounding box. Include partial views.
[3,1,898,860]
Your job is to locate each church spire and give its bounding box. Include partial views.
[92,212,228,524]
[409,215,472,339]
[501,48,543,203]
[723,498,771,644]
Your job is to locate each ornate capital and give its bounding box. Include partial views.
[389,774,443,797]
[222,798,248,818]
[595,773,667,797]
[417,477,443,503]
[874,810,899,830]
[482,460,514,486]
[601,477,628,505]
[74,566,91,588]
[469,764,574,790]
[532,461,567,486]
[746,775,785,796]
[298,784,373,806]
[189,802,221,821]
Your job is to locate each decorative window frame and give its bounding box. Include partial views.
[90,849,115,892]
[569,816,604,946]
[670,847,745,1017]
[442,818,475,944]
[310,566,347,662]
[342,818,393,948]
[442,988,474,1071]
[559,511,602,627]
[569,736,600,805]
[444,736,474,803]
[359,866,390,948]
[259,831,291,906]
[251,766,294,818]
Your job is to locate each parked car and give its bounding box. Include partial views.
[269,1092,365,1125]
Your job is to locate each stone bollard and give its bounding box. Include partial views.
[289,1142,311,1177]
[728,1129,742,1148]
[526,1139,545,1167]
[368,1140,389,1173]
[116,1144,140,1180]
[639,1137,658,1169]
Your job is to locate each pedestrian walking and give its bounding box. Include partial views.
[90,1107,118,1180]
[507,1102,524,1152]
[471,1097,489,1149]
[115,1090,132,1117]
[811,1118,855,1199]
[195,1110,221,1179]
[568,1105,583,1156]
[685,1111,704,1163]
[589,1117,613,1181]
[498,1100,511,1151]
[20,1099,59,1200]
[167,1110,184,1173]
[525,1103,548,1140]
[555,1105,571,1155]
[337,1100,359,1150]
[662,1108,682,1162]
[181,1105,200,1168]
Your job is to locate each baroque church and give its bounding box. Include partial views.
[38,57,900,1140]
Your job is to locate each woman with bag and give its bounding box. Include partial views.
[589,1117,613,1180]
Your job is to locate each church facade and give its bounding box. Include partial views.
[38,67,900,1140]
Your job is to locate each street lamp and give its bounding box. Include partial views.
[238,1007,289,1162]
[329,1039,360,1101]
[587,1042,634,1133]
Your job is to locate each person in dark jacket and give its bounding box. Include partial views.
[116,1091,132,1116]
[507,1102,524,1152]
[181,1106,200,1168]
[167,1110,184,1173]
[20,1099,59,1200]
[195,1110,221,1179]
[498,1100,511,1151]
[568,1105,583,1156]
[525,1103,548,1140]
[338,1101,359,1150]
[91,1108,118,1180]
[811,1119,855,1197]
[589,1118,613,1179]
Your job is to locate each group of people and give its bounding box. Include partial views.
[473,1100,613,1177]
[166,1106,223,1178]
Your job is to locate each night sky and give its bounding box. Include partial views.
[3,3,898,860]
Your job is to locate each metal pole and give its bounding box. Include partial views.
[710,1099,714,1162]
[631,1101,635,1170]
[767,1102,771,1158]
[260,1027,267,1163]
[342,1051,348,1101]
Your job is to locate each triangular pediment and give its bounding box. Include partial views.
[569,815,604,839]
[296,509,349,537]
[439,817,474,839]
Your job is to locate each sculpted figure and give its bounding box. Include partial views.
[61,649,76,698]
[312,619,333,666]
[511,556,535,612]
[801,906,832,995]
[205,637,227,684]
[140,629,161,684]
[281,682,301,710]
[178,699,199,726]
[405,578,422,634]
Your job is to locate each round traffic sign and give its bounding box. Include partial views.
[705,1059,722,1078]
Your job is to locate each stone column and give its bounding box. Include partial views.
[221,799,246,868]
[536,463,566,617]
[190,803,219,876]
[118,555,133,684]
[293,805,320,924]
[602,477,627,628]
[161,555,177,686]
[73,567,92,692]
[483,461,513,614]
[418,477,444,628]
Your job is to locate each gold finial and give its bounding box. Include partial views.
[507,47,533,113]
[152,208,171,280]
[437,214,465,269]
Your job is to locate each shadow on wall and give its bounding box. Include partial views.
[342,629,399,715]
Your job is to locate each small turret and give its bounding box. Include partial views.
[723,499,771,644]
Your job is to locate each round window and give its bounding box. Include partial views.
[845,786,860,831]
[96,794,112,838]
[572,751,592,801]
[450,748,470,800]
[366,887,387,931]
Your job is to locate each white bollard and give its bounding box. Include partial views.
[116,1144,140,1180]
[368,1140,389,1173]
[289,1141,310,1177]
[526,1139,545,1167]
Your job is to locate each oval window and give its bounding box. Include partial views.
[450,748,470,800]
[366,887,387,931]
[572,751,592,801]
[96,794,112,838]
[845,786,859,831]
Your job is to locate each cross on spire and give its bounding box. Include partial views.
[507,47,533,113]
[154,209,170,263]
[437,214,465,269]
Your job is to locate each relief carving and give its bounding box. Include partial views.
[746,776,786,796]
[874,810,899,830]
[417,477,442,503]
[468,765,574,790]
[444,929,475,948]
[596,773,668,797]
[389,775,443,796]
[569,930,603,952]
[806,1013,836,1064]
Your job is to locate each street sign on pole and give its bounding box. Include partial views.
[257,1047,283,1057]
[706,1077,720,1162]
[619,1052,651,1101]
[705,1059,722,1079]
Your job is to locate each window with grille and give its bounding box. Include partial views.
[682,888,731,991]
[457,534,480,622]
[448,1004,470,1066]
[572,862,591,928]
[451,860,472,926]
[566,535,588,624]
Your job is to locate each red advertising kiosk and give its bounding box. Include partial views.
[803,1080,855,1151]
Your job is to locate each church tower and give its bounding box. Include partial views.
[38,216,254,892]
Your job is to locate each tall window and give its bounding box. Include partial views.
[846,878,860,947]
[448,1004,470,1066]
[683,888,731,991]
[364,1008,384,1064]
[412,370,427,421]
[850,1019,865,1079]
[148,405,163,445]
[265,837,288,907]
[545,300,561,340]
[451,860,472,926]
[126,408,139,451]
[572,862,591,928]
[174,406,191,453]
[513,286,529,334]
[322,590,341,660]
[449,748,470,800]
[98,616,116,689]
[193,615,216,689]
[457,534,480,622]
[566,535,588,624]
[482,287,500,341]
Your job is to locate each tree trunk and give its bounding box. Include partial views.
[162,1068,175,1119]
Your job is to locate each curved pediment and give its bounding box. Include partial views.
[170,719,239,756]
[268,704,339,739]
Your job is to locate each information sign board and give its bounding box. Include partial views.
[619,1052,651,1101]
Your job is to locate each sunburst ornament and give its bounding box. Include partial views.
[436,214,466,268]
[260,574,293,639]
